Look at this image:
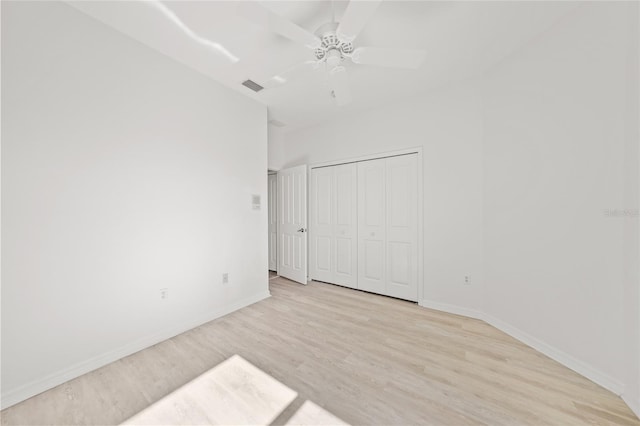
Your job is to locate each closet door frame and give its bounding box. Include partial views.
[308,147,424,303]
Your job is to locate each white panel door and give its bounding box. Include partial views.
[278,165,308,284]
[309,163,357,289]
[309,167,334,283]
[385,155,418,301]
[268,173,277,271]
[357,158,386,295]
[333,163,357,288]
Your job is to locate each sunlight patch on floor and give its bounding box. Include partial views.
[285,400,349,425]
[122,355,297,425]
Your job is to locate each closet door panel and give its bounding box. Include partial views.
[310,167,334,283]
[336,166,354,226]
[385,154,418,301]
[363,240,384,279]
[357,159,386,294]
[333,163,357,288]
[335,238,352,275]
[389,241,410,284]
[316,237,332,272]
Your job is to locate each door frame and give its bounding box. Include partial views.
[267,171,278,272]
[308,147,424,303]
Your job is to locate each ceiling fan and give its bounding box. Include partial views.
[238,1,427,106]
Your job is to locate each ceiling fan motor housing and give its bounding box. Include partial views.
[314,22,354,66]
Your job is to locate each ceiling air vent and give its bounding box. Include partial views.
[241,79,264,92]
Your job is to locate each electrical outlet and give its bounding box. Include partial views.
[464,275,471,285]
[222,273,229,284]
[160,288,169,299]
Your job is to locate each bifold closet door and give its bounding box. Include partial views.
[310,167,334,284]
[357,159,386,295]
[385,154,418,301]
[309,163,357,289]
[334,164,358,287]
[358,155,418,301]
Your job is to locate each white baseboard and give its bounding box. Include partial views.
[419,299,483,320]
[622,394,640,420]
[481,313,624,396]
[0,291,271,410]
[418,299,625,398]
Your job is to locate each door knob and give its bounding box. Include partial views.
[297,228,306,233]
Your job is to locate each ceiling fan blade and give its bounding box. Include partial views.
[351,47,427,69]
[328,66,352,106]
[336,0,382,43]
[237,2,321,49]
[262,60,319,89]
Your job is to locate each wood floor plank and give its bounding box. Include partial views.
[1,277,638,426]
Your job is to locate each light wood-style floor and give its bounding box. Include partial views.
[2,276,638,425]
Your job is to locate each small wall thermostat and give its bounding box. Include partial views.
[252,194,261,210]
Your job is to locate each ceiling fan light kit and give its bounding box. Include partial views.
[313,22,354,68]
[240,0,427,106]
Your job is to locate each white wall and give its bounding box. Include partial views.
[623,2,639,415]
[282,81,485,315]
[280,1,639,412]
[1,1,268,408]
[268,124,285,171]
[482,2,638,396]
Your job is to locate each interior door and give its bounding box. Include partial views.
[268,173,277,271]
[357,158,386,294]
[278,165,308,284]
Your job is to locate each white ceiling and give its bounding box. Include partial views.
[67,1,578,131]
